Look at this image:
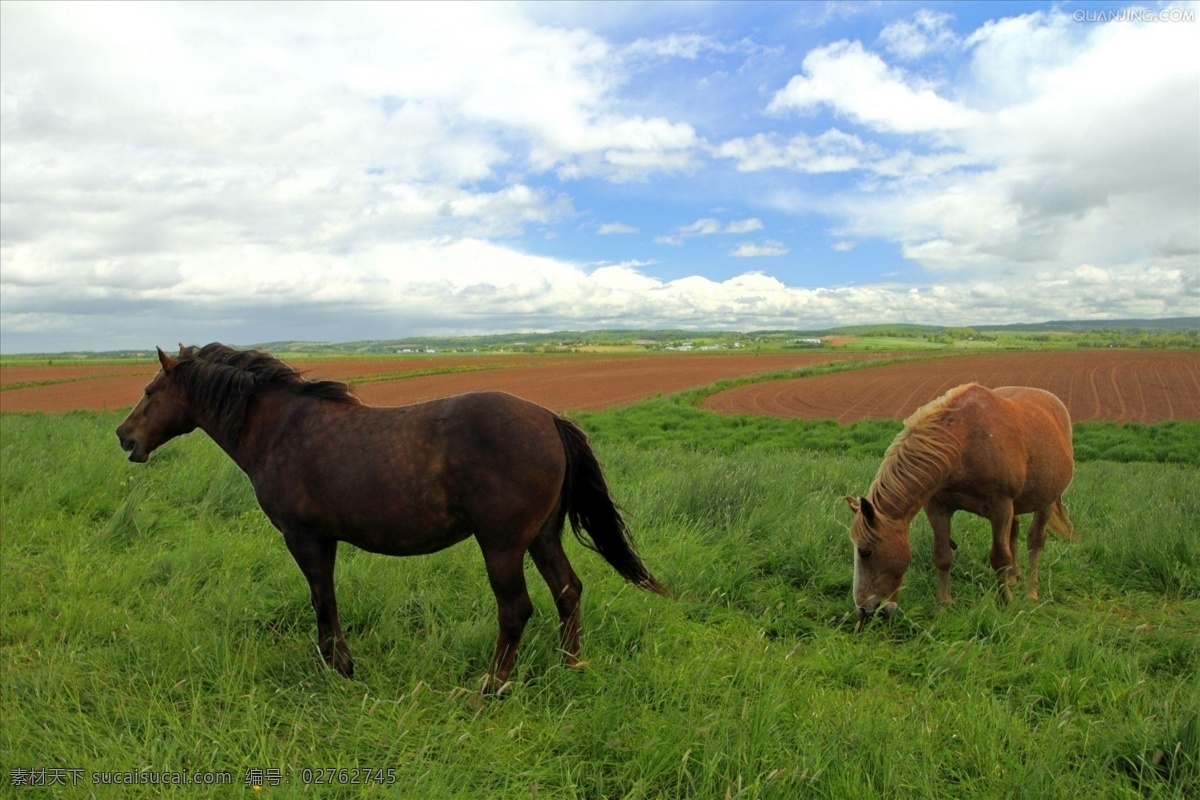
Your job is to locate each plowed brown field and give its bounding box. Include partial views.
[0,356,498,413]
[0,353,867,414]
[703,349,1200,423]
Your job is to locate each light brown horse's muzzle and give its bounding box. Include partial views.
[855,598,898,631]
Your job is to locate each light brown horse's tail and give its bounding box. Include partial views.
[1048,497,1077,542]
[554,417,667,596]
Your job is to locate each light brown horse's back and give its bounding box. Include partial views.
[942,385,1074,521]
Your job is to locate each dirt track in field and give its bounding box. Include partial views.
[702,349,1200,423]
[0,353,860,414]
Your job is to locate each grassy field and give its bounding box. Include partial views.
[2,408,1197,798]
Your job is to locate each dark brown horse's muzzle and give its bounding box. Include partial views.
[116,427,148,463]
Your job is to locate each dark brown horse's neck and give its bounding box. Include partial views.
[196,390,312,477]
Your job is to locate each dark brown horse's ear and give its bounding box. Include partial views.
[156,346,177,374]
[178,343,186,358]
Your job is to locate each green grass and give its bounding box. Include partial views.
[2,410,1197,798]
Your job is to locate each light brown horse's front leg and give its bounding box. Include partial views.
[1007,517,1022,585]
[925,502,955,606]
[481,548,533,695]
[283,531,354,678]
[988,504,1017,604]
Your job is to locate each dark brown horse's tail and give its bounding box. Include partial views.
[1048,497,1077,542]
[554,417,667,596]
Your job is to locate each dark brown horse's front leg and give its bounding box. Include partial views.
[283,531,354,678]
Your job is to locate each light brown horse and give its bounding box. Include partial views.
[845,383,1075,625]
[116,344,665,692]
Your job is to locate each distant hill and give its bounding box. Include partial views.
[819,318,1199,336]
[972,317,1199,333]
[4,318,1195,359]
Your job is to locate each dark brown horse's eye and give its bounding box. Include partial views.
[858,548,872,560]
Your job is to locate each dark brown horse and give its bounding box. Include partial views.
[116,344,664,691]
[846,383,1075,626]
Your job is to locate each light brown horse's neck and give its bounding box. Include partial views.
[866,479,930,528]
[867,419,963,528]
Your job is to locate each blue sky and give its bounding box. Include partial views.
[1,1,1197,352]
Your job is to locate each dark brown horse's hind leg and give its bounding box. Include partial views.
[528,522,583,667]
[283,531,354,678]
[480,547,534,694]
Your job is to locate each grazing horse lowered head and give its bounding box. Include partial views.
[116,344,666,693]
[846,383,1075,628]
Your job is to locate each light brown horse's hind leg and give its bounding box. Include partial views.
[926,502,955,606]
[528,524,583,668]
[988,504,1017,604]
[1025,507,1052,601]
[480,547,534,695]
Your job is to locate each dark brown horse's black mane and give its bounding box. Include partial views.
[175,343,359,442]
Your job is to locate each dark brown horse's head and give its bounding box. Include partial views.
[846,496,911,625]
[116,347,197,463]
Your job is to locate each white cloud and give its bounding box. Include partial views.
[724,218,766,235]
[622,33,731,60]
[1,237,1192,352]
[832,241,857,252]
[879,10,959,61]
[767,40,979,133]
[715,129,882,173]
[765,7,1199,285]
[731,240,790,257]
[1,2,1195,352]
[598,222,638,235]
[656,217,765,245]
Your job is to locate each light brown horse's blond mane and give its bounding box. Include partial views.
[859,383,975,539]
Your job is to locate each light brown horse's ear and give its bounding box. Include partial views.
[859,497,875,524]
[845,496,874,523]
[156,346,177,374]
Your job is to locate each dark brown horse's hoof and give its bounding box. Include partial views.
[328,655,354,678]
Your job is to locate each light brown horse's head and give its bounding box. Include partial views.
[846,496,911,625]
[116,347,197,463]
